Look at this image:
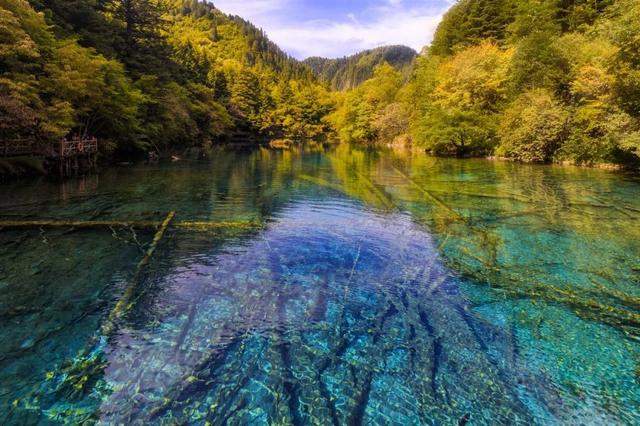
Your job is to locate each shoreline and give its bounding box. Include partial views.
[2,143,638,183]
[381,143,638,173]
[485,155,632,172]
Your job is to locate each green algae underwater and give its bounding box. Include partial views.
[1,144,639,424]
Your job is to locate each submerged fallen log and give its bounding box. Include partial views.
[298,174,349,195]
[0,219,162,229]
[23,210,272,415]
[450,247,640,339]
[386,166,640,336]
[391,165,465,221]
[298,174,396,211]
[175,220,263,231]
[0,219,263,232]
[31,211,176,403]
[354,171,397,211]
[102,211,175,335]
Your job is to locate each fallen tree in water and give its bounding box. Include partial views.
[0,219,263,232]
[451,250,640,340]
[17,212,266,410]
[101,211,175,335]
[302,163,640,341]
[36,211,176,401]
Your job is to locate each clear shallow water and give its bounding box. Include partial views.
[1,144,639,424]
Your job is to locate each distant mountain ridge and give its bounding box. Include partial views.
[304,45,417,91]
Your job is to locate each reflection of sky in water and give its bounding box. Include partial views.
[1,145,639,424]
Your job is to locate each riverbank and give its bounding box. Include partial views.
[3,142,639,184]
[380,142,639,173]
[486,155,638,172]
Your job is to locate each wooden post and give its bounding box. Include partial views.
[58,139,64,177]
[57,140,63,177]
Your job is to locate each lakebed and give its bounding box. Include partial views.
[1,144,639,424]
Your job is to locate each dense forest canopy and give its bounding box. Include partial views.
[304,45,417,91]
[0,0,333,156]
[1,0,639,169]
[331,0,640,167]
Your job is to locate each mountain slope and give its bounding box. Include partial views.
[304,45,417,91]
[429,0,517,56]
[429,0,617,56]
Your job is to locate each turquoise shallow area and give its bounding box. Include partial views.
[1,145,639,424]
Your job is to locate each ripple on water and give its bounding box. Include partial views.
[11,201,558,423]
[1,150,639,424]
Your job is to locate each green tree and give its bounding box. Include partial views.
[430,0,516,56]
[411,42,512,155]
[229,70,263,124]
[43,40,142,143]
[507,0,569,92]
[559,103,640,164]
[328,63,404,144]
[497,89,569,162]
[419,107,495,156]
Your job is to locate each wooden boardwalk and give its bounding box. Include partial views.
[0,139,34,157]
[1,137,98,176]
[0,138,98,158]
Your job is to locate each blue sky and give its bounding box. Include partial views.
[213,0,454,59]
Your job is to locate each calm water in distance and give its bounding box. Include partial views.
[1,144,639,424]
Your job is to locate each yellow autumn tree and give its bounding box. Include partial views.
[412,41,513,156]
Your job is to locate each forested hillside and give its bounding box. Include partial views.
[331,0,640,167]
[0,0,333,157]
[304,45,417,91]
[3,0,639,169]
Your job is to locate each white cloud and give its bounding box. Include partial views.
[213,0,289,17]
[213,0,451,59]
[270,10,444,58]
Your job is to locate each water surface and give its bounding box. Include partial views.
[1,145,639,424]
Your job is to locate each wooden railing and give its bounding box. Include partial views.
[0,138,98,158]
[0,139,38,157]
[53,138,98,158]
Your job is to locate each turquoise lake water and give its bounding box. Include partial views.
[1,144,639,424]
